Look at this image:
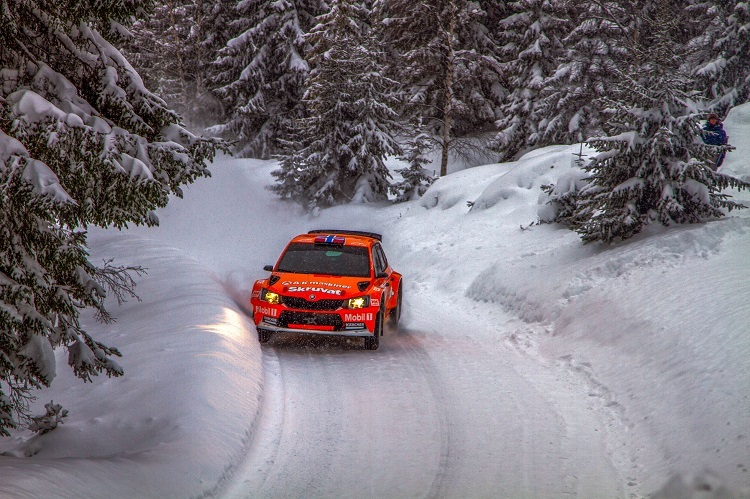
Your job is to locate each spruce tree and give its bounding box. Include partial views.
[537,0,626,146]
[692,1,750,113]
[126,0,225,128]
[0,0,225,433]
[199,0,239,120]
[375,0,505,176]
[272,0,402,209]
[392,132,436,202]
[539,145,591,226]
[492,0,571,160]
[212,0,323,158]
[721,2,750,107]
[571,0,750,243]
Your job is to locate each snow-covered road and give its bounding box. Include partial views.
[218,293,631,498]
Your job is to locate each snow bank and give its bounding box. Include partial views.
[722,102,750,183]
[0,234,263,498]
[387,104,750,495]
[460,106,750,496]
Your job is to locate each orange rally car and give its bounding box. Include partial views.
[250,230,403,350]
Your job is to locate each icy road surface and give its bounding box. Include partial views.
[217,296,632,498]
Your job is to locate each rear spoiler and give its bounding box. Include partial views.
[308,229,382,241]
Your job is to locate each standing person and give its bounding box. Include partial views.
[702,112,728,170]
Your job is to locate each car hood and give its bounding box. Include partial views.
[268,273,371,299]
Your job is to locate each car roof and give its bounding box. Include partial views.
[307,229,382,241]
[289,230,382,248]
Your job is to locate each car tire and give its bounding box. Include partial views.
[258,328,271,343]
[388,282,402,327]
[364,311,382,350]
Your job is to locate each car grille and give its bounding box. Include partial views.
[282,296,344,311]
[278,311,343,330]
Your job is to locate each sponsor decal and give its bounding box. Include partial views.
[344,312,373,322]
[262,317,278,326]
[255,305,278,317]
[344,322,366,330]
[288,286,343,296]
[282,281,351,289]
[371,298,380,307]
[251,290,260,298]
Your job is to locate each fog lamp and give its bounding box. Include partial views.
[346,296,369,309]
[261,289,281,305]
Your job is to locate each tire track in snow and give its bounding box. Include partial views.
[389,329,453,499]
[219,328,451,498]
[219,293,627,498]
[210,348,286,498]
[402,290,628,498]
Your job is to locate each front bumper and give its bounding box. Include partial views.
[256,322,373,337]
[253,306,378,337]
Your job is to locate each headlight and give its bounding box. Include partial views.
[346,296,370,309]
[261,289,281,304]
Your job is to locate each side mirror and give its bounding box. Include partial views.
[264,265,274,272]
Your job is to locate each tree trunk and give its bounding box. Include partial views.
[440,1,456,177]
[168,0,187,114]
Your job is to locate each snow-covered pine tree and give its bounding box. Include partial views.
[272,0,403,209]
[539,144,591,226]
[571,0,750,243]
[690,0,750,113]
[492,0,571,160]
[0,0,225,433]
[684,0,727,102]
[126,0,224,128]
[718,2,750,107]
[392,132,436,202]
[684,0,729,48]
[537,0,627,146]
[375,0,505,176]
[126,1,189,112]
[211,0,324,158]
[198,0,239,122]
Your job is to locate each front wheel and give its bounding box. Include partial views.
[364,311,382,350]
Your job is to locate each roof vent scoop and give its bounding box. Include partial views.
[308,229,382,241]
[357,281,370,292]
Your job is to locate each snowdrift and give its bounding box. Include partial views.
[0,235,263,498]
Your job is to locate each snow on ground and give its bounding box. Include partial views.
[0,237,263,498]
[1,104,749,498]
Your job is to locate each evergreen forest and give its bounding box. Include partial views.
[1,0,749,432]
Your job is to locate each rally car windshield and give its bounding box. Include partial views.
[276,243,371,277]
